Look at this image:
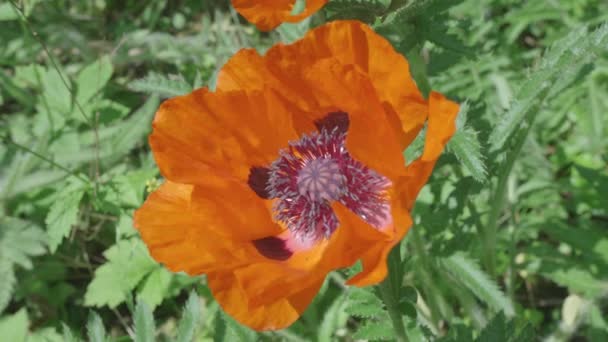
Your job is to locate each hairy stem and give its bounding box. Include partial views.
[484,88,549,275]
[377,247,409,342]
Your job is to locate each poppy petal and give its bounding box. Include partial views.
[231,0,328,31]
[150,88,298,185]
[216,20,428,150]
[345,182,413,286]
[303,59,406,180]
[189,176,283,241]
[208,271,324,330]
[134,182,242,274]
[403,91,460,209]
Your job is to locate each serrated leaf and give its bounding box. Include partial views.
[134,298,155,342]
[346,287,385,320]
[353,320,394,341]
[0,259,15,314]
[137,267,172,309]
[45,186,86,253]
[215,312,257,342]
[41,68,72,117]
[424,20,474,58]
[379,0,463,28]
[348,288,383,306]
[490,24,608,151]
[84,239,158,308]
[0,217,46,269]
[87,312,107,342]
[318,294,349,342]
[76,56,113,105]
[441,253,515,316]
[0,309,28,342]
[448,103,487,182]
[106,95,160,158]
[62,323,80,342]
[346,302,385,318]
[29,327,64,342]
[476,313,534,342]
[324,0,389,23]
[176,291,201,342]
[129,73,192,98]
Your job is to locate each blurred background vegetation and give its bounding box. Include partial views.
[0,0,607,341]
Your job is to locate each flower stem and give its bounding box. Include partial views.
[377,246,409,342]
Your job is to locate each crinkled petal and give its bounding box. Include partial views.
[134,180,281,275]
[403,91,459,209]
[189,176,283,241]
[217,20,428,150]
[134,182,239,274]
[208,271,324,330]
[231,0,328,31]
[150,88,298,185]
[345,179,412,286]
[302,59,406,180]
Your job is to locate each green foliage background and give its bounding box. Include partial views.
[1,0,607,340]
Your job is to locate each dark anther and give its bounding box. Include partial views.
[248,166,271,199]
[252,236,293,261]
[314,111,349,134]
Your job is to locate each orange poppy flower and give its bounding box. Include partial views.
[134,20,459,330]
[231,0,327,31]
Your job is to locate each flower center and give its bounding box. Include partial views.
[248,112,391,242]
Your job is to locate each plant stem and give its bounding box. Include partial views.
[483,88,549,275]
[377,247,409,342]
[3,136,90,184]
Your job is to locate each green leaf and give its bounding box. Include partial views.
[41,68,72,117]
[346,301,385,318]
[276,18,311,44]
[324,0,389,23]
[137,267,172,309]
[448,103,487,182]
[134,298,155,342]
[441,253,515,316]
[476,312,534,342]
[87,312,107,342]
[353,320,394,341]
[214,312,257,342]
[0,2,19,21]
[346,288,384,318]
[317,293,349,342]
[0,70,33,109]
[0,259,15,314]
[0,217,46,269]
[542,266,607,298]
[0,309,29,342]
[425,23,474,58]
[477,313,510,342]
[129,73,192,98]
[45,186,86,253]
[176,291,201,342]
[76,56,113,105]
[84,239,158,308]
[105,95,160,159]
[29,327,66,342]
[62,323,80,342]
[111,168,158,208]
[490,24,608,151]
